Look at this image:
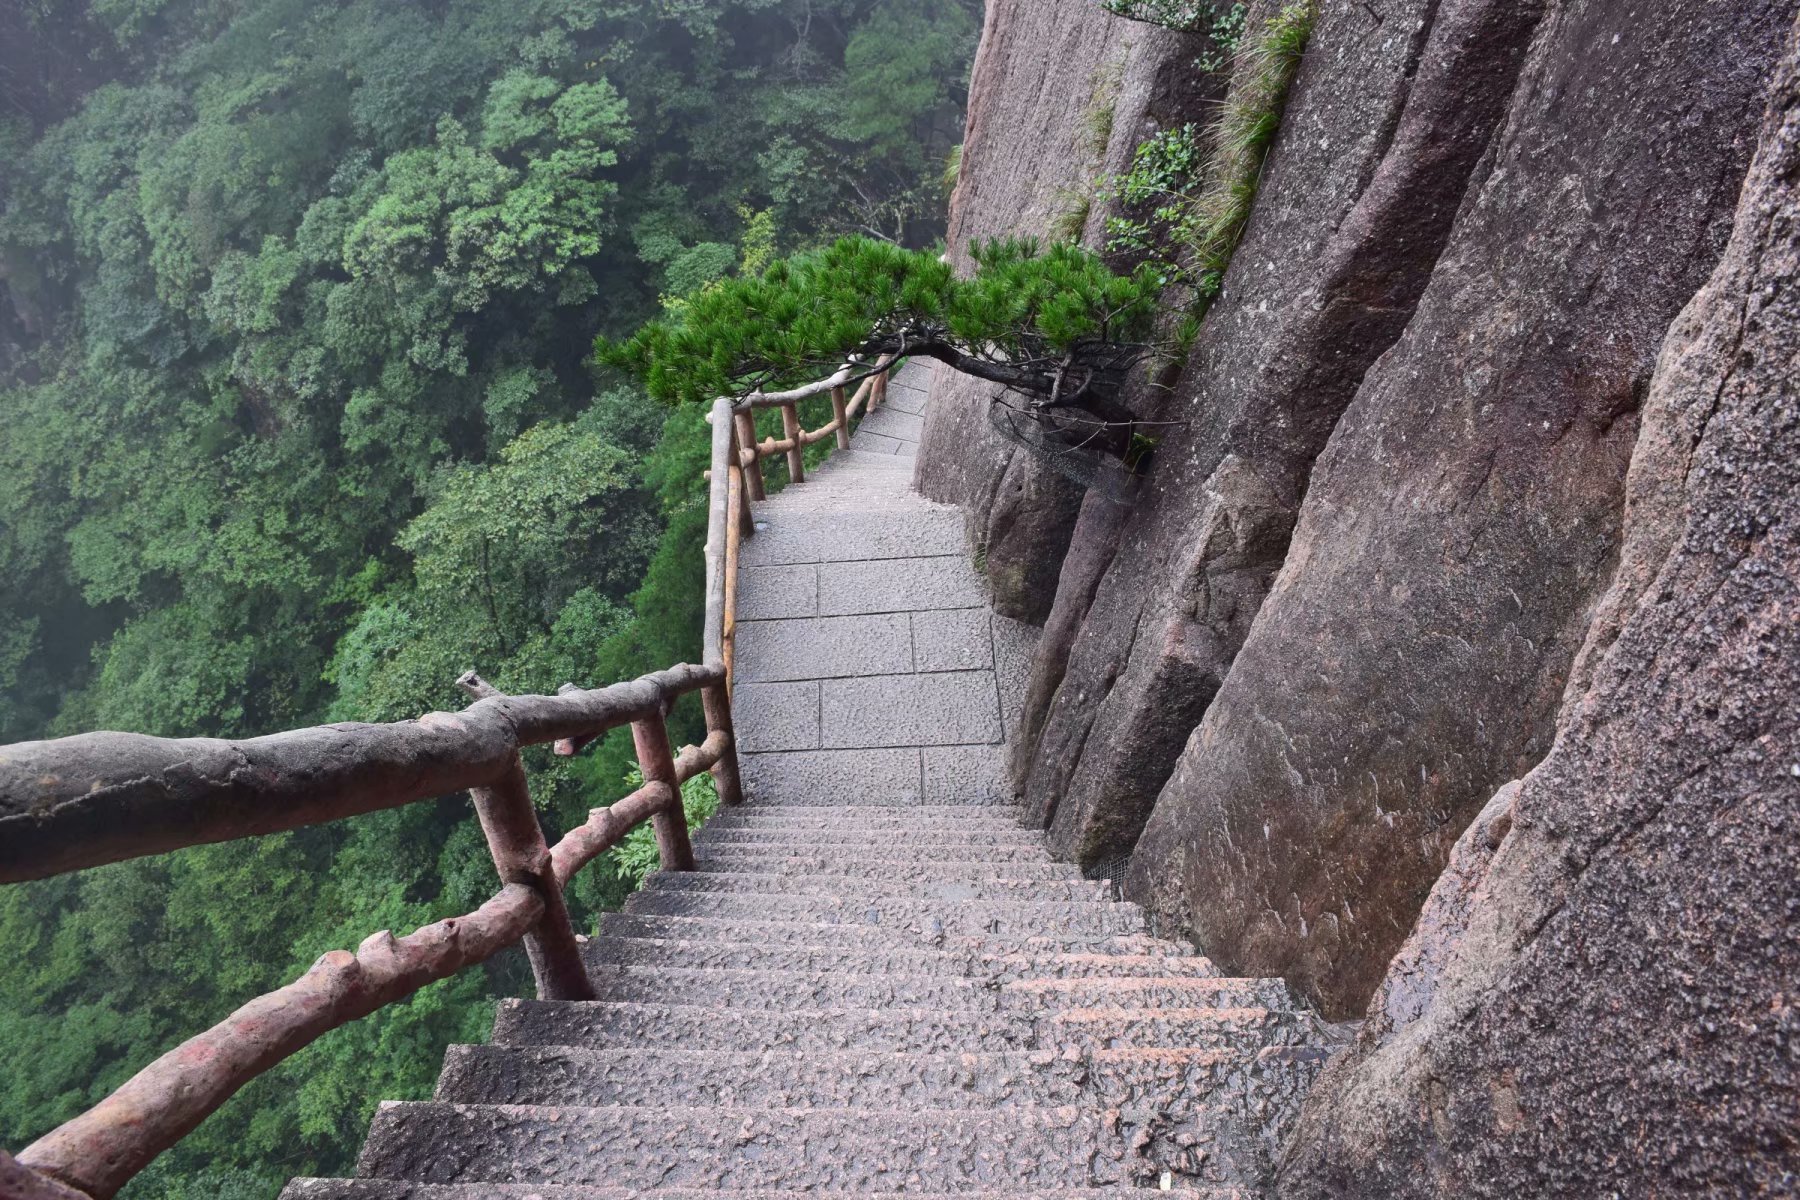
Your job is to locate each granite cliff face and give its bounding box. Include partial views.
[1279,37,1800,1187]
[928,0,1793,1007]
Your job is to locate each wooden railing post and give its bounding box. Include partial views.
[733,409,765,501]
[467,754,596,1002]
[456,671,594,1003]
[701,681,744,806]
[631,713,696,871]
[831,385,851,450]
[872,369,888,411]
[780,402,805,483]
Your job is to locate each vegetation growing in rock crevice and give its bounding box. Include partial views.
[1100,1,1315,307]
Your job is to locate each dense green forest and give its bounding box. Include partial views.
[0,1,975,1194]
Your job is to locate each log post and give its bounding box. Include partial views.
[733,409,765,500]
[831,385,851,450]
[456,672,594,1002]
[779,402,805,483]
[872,369,888,411]
[631,714,696,871]
[701,681,744,806]
[467,755,596,1001]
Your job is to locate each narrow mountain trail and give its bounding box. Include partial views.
[284,364,1329,1200]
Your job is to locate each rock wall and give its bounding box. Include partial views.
[1019,0,1547,874]
[1276,32,1800,1187]
[1123,0,1793,1017]
[914,1,1218,623]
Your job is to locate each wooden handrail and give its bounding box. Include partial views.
[1,661,744,1200]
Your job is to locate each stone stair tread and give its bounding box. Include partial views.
[696,827,1042,846]
[581,935,1219,979]
[642,870,1112,902]
[621,891,1149,937]
[492,999,1299,1054]
[430,1044,1321,1111]
[703,804,1028,824]
[693,857,1082,881]
[595,912,1194,957]
[353,1101,1233,1189]
[567,965,1287,1013]
[287,1185,1252,1200]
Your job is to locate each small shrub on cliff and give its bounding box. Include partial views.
[597,235,1166,409]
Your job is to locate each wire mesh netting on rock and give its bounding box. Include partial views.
[986,398,1141,501]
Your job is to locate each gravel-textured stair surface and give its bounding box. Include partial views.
[283,364,1329,1200]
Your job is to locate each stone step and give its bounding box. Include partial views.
[620,890,1148,937]
[696,826,1041,847]
[430,1045,1321,1112]
[354,1102,1220,1189]
[596,912,1192,958]
[694,839,1053,862]
[703,804,1025,826]
[642,870,1113,903]
[491,999,1297,1054]
[287,1186,1253,1200]
[580,935,1219,979]
[580,966,991,1011]
[569,966,1286,1014]
[694,857,1081,881]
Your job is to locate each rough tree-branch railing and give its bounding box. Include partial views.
[704,354,898,678]
[0,354,899,1200]
[0,663,741,1200]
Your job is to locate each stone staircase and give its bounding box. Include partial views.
[282,365,1328,1200]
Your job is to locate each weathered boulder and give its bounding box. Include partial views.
[1125,0,1793,1018]
[1022,0,1545,864]
[1277,32,1800,1189]
[914,2,1218,622]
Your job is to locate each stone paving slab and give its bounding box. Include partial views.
[849,429,908,455]
[822,672,1003,748]
[924,744,1009,804]
[740,747,922,805]
[735,565,817,620]
[881,384,929,415]
[734,613,913,683]
[732,682,819,752]
[817,555,987,615]
[912,608,994,672]
[856,406,926,443]
[741,509,962,566]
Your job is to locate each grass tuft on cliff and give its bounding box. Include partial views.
[1185,0,1317,302]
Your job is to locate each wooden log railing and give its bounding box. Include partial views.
[703,354,898,680]
[0,663,743,1200]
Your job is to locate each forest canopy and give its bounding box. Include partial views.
[0,2,976,1196]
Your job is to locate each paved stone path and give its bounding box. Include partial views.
[734,364,1037,809]
[283,362,1328,1200]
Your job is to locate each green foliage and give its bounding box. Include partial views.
[600,236,1163,405]
[1099,2,1314,304]
[0,1,980,1196]
[608,769,722,889]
